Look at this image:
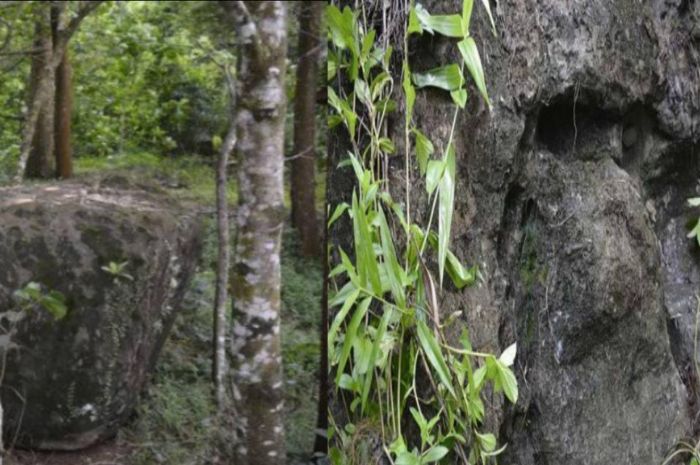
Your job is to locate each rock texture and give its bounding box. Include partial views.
[328,0,700,463]
[0,181,201,450]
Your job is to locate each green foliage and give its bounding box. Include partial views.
[13,281,68,320]
[101,260,134,282]
[71,1,231,157]
[327,2,516,464]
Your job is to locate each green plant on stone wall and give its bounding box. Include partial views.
[327,1,517,464]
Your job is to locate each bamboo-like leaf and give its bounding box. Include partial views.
[413,129,434,176]
[328,287,361,349]
[450,88,467,108]
[352,192,382,295]
[329,281,356,308]
[414,4,464,38]
[462,0,474,34]
[336,297,372,383]
[425,159,444,195]
[416,320,455,397]
[458,37,490,107]
[445,249,477,289]
[408,5,423,34]
[361,307,392,411]
[377,207,406,307]
[403,62,416,123]
[438,144,456,285]
[328,202,349,227]
[413,64,464,92]
[326,5,356,51]
[479,0,497,36]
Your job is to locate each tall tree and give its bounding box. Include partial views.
[290,1,323,258]
[226,1,288,463]
[24,7,55,178]
[54,46,72,178]
[17,1,102,181]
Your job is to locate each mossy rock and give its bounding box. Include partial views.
[0,181,202,450]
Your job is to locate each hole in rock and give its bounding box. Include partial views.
[535,91,617,158]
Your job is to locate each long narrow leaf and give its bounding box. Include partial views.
[328,287,361,349]
[437,145,456,285]
[336,297,372,384]
[458,37,490,107]
[412,64,463,92]
[361,307,392,412]
[416,320,455,397]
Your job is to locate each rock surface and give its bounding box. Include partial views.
[0,181,201,450]
[327,0,700,463]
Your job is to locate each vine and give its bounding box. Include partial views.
[327,1,517,464]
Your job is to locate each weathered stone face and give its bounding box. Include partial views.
[0,182,202,450]
[327,0,699,463]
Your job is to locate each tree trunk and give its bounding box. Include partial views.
[23,10,55,179]
[290,1,323,258]
[16,1,102,181]
[54,48,73,178]
[213,123,236,407]
[230,2,287,464]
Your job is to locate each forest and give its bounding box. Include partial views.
[0,1,699,465]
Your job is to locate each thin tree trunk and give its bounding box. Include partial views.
[229,2,287,463]
[16,1,102,181]
[213,123,236,407]
[290,1,323,258]
[314,196,329,454]
[54,48,72,178]
[23,10,55,179]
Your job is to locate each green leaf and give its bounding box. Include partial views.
[462,0,474,34]
[361,307,392,411]
[403,63,416,123]
[495,359,518,403]
[414,4,464,38]
[396,451,421,465]
[41,292,67,320]
[437,144,456,285]
[352,192,382,295]
[328,202,349,227]
[421,446,449,464]
[416,320,455,397]
[408,6,423,35]
[354,79,371,107]
[458,37,490,106]
[360,29,376,69]
[328,287,361,349]
[378,137,396,154]
[377,207,405,307]
[688,218,700,246]
[413,129,434,176]
[371,72,392,102]
[425,159,444,195]
[413,64,464,92]
[479,0,497,36]
[326,5,356,52]
[476,432,496,452]
[499,342,517,367]
[450,88,467,108]
[336,296,372,384]
[445,250,477,289]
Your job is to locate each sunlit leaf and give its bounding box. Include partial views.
[458,37,490,106]
[414,4,464,38]
[438,144,456,285]
[416,320,455,397]
[413,64,464,92]
[414,129,434,176]
[336,296,372,383]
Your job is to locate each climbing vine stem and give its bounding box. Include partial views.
[327,1,517,464]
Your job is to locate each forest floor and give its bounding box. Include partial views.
[1,153,324,465]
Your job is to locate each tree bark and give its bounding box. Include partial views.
[16,1,102,181]
[229,2,288,464]
[54,47,72,178]
[213,123,236,407]
[24,8,55,179]
[290,1,323,258]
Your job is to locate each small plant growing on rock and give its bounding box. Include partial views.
[101,260,134,283]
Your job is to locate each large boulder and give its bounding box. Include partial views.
[326,0,700,463]
[0,181,202,450]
